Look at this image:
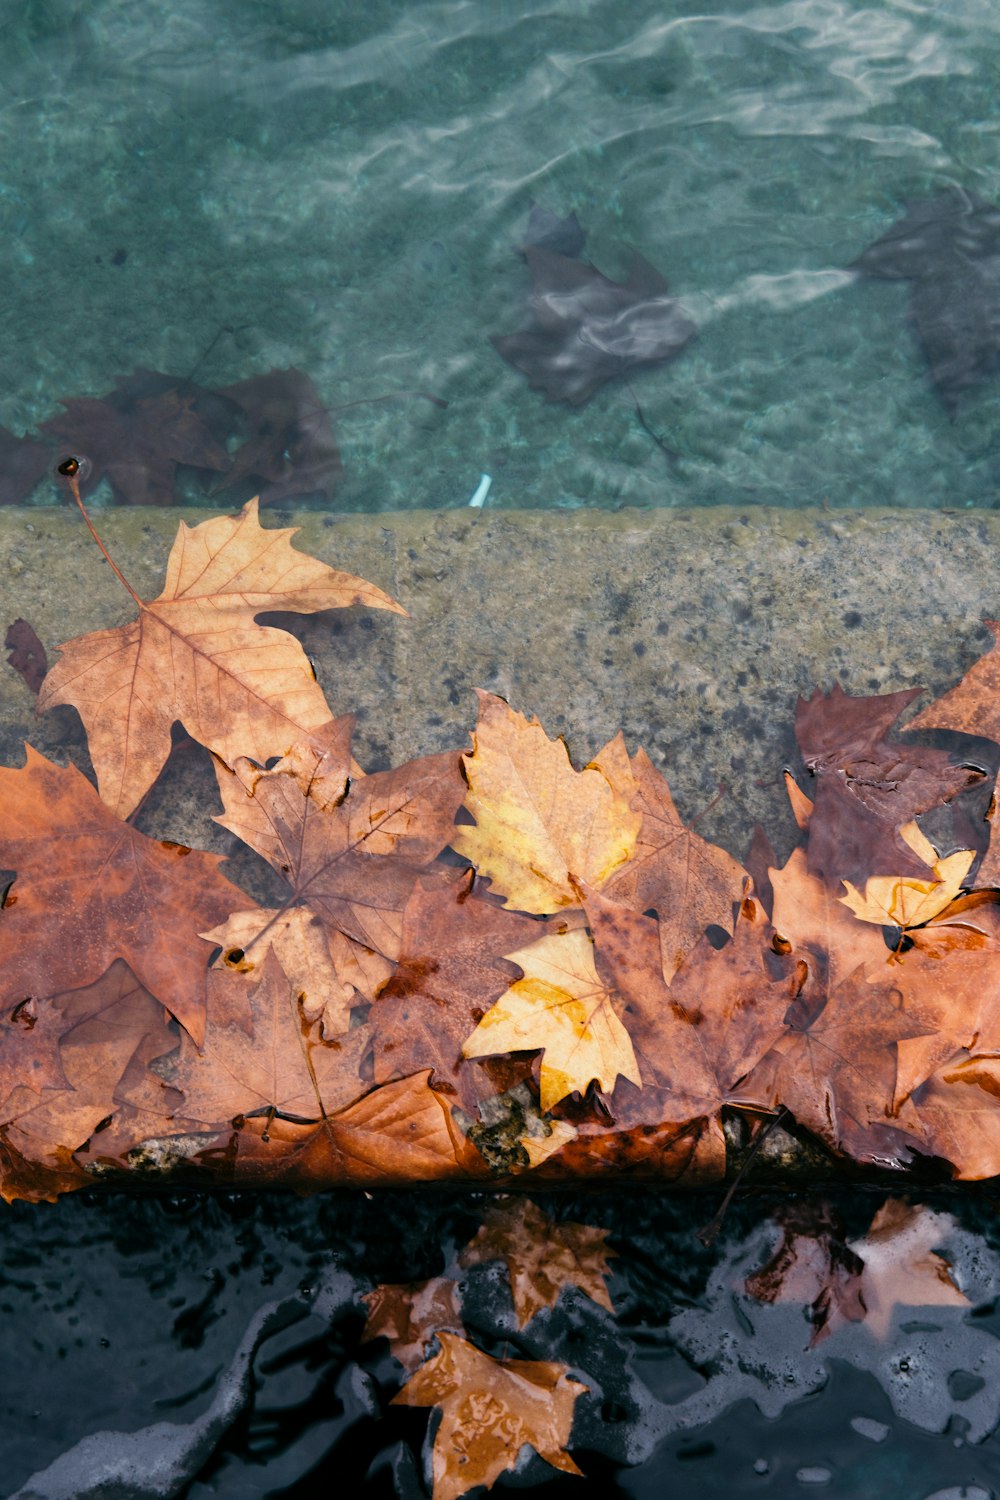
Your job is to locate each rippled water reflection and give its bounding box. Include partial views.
[2,0,1000,511]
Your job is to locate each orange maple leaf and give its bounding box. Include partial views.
[392,1330,586,1500]
[0,748,244,1044]
[36,499,404,819]
[458,1198,615,1327]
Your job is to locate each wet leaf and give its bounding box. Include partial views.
[392,1331,586,1500]
[458,1198,615,1327]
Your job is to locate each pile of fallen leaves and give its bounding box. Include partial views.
[5,493,1000,1206]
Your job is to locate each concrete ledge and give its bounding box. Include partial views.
[2,503,998,869]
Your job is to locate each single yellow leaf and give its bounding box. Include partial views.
[461,928,641,1111]
[840,848,975,931]
[451,691,640,913]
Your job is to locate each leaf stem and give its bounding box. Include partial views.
[59,461,145,609]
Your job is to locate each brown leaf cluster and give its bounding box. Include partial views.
[7,496,1000,1198]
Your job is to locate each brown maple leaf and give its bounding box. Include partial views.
[740,960,931,1167]
[213,735,465,973]
[0,1000,69,1119]
[2,962,172,1194]
[202,906,357,1040]
[458,1198,614,1327]
[904,1058,1000,1179]
[769,847,895,995]
[41,376,231,506]
[586,886,796,1129]
[795,684,982,883]
[282,1070,486,1186]
[370,870,547,1109]
[865,894,1000,1109]
[392,1330,586,1500]
[36,500,404,819]
[0,749,244,1043]
[594,735,746,980]
[165,951,370,1131]
[361,1277,465,1372]
[908,622,1000,885]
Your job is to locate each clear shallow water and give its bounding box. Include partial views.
[3,0,1000,511]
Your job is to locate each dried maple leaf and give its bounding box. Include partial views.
[458,1198,614,1327]
[361,1277,464,1372]
[2,963,170,1173]
[286,1070,485,1186]
[462,927,641,1111]
[5,619,48,694]
[202,906,356,1039]
[593,735,746,980]
[0,998,70,1122]
[888,894,1000,1107]
[770,847,894,995]
[0,748,244,1044]
[587,886,796,1127]
[905,1058,1000,1178]
[392,1331,585,1500]
[452,691,639,914]
[795,684,982,883]
[213,367,343,505]
[213,736,465,976]
[41,377,231,506]
[165,951,369,1131]
[740,961,931,1167]
[36,500,404,819]
[370,871,548,1109]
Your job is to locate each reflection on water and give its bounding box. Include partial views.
[5,1190,1000,1497]
[1,0,1000,510]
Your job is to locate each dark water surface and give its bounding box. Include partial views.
[7,1188,1000,1498]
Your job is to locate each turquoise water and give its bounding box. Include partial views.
[4,0,1000,511]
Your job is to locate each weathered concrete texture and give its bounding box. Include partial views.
[1,503,998,873]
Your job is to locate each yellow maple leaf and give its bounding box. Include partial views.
[451,691,640,914]
[462,928,641,1111]
[840,847,975,931]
